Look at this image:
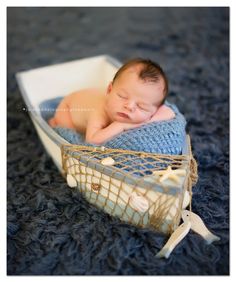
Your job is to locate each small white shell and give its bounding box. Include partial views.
[182,191,191,209]
[66,174,77,188]
[129,192,149,213]
[101,157,115,166]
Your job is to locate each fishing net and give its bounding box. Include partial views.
[61,135,198,234]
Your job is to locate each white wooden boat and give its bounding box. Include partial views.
[16,55,197,235]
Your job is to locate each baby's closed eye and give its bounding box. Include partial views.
[117,93,127,99]
[137,104,151,111]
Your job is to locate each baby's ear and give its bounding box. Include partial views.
[106,82,113,94]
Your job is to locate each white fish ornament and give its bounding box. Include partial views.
[181,210,220,244]
[156,221,191,259]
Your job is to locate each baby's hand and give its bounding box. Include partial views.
[148,105,175,123]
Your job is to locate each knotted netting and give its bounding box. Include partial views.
[61,136,198,234]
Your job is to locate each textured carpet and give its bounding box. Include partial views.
[7,7,229,275]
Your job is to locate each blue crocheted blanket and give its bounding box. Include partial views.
[40,97,186,155]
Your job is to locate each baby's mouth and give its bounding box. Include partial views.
[117,112,130,119]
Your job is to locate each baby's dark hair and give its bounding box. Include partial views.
[112,58,168,105]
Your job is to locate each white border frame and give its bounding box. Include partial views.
[3,1,233,281]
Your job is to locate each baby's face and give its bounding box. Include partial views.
[105,68,165,123]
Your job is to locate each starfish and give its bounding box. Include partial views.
[153,166,186,184]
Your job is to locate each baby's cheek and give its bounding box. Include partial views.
[135,111,151,123]
[143,110,153,118]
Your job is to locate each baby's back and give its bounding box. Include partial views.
[65,88,105,132]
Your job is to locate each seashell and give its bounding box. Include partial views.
[66,174,77,188]
[129,192,149,212]
[101,157,115,166]
[153,166,186,184]
[91,183,101,192]
[182,191,191,209]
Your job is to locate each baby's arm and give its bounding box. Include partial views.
[86,113,143,145]
[86,122,123,145]
[148,105,175,123]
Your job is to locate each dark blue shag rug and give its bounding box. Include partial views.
[7,7,229,275]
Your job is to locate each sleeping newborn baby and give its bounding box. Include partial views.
[48,58,175,145]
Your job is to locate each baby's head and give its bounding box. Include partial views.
[105,58,168,123]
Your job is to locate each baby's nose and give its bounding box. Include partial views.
[124,101,136,112]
